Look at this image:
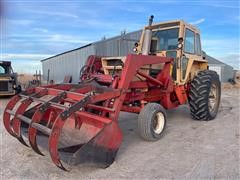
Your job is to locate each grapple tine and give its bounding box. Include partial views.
[47,94,92,170]
[17,136,29,147]
[3,95,21,136]
[48,116,67,170]
[28,110,45,156]
[4,88,48,141]
[28,91,67,156]
[12,98,33,147]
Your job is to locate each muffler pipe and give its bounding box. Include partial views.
[142,15,154,55]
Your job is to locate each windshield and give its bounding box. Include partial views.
[0,65,6,74]
[0,64,11,74]
[151,28,179,51]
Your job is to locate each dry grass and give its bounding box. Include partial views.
[17,74,35,89]
[222,82,240,89]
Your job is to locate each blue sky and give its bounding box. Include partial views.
[1,0,239,73]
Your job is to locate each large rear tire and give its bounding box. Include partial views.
[189,70,221,121]
[137,103,167,141]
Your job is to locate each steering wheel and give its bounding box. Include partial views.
[112,61,124,77]
[79,64,96,80]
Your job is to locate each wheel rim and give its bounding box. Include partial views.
[208,83,218,113]
[153,112,165,134]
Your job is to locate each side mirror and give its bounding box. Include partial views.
[134,42,139,47]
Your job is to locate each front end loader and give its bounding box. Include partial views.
[3,16,221,170]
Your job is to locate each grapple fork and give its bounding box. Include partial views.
[3,81,123,170]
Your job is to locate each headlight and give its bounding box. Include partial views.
[177,43,183,49]
[13,84,16,88]
[133,47,138,53]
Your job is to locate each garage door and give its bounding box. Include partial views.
[209,66,222,81]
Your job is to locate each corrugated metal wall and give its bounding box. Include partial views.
[207,55,234,82]
[42,30,142,83]
[222,65,234,82]
[95,30,142,56]
[42,45,95,83]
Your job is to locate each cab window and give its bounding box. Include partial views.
[0,65,6,74]
[151,28,179,51]
[196,33,202,55]
[184,29,195,54]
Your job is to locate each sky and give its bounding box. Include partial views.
[0,0,240,74]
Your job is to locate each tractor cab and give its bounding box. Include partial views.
[0,61,13,74]
[135,17,207,84]
[96,17,208,86]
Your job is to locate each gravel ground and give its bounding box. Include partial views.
[0,89,239,179]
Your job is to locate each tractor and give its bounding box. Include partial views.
[3,16,221,170]
[0,61,21,96]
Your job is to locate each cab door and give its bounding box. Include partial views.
[181,27,204,82]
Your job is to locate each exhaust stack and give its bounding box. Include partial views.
[142,15,154,55]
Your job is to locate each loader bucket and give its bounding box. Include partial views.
[3,82,122,170]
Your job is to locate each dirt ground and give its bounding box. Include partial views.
[0,88,239,179]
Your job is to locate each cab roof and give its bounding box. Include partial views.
[145,19,200,33]
[0,61,11,66]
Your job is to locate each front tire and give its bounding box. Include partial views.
[137,103,167,141]
[189,70,221,120]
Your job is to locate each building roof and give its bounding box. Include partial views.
[0,61,11,65]
[40,30,142,62]
[206,55,232,67]
[41,43,93,62]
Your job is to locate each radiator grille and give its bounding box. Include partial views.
[0,81,9,91]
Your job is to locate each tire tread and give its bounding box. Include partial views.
[189,70,221,121]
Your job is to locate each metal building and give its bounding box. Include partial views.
[41,44,95,83]
[41,30,142,83]
[41,30,234,83]
[206,55,234,82]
